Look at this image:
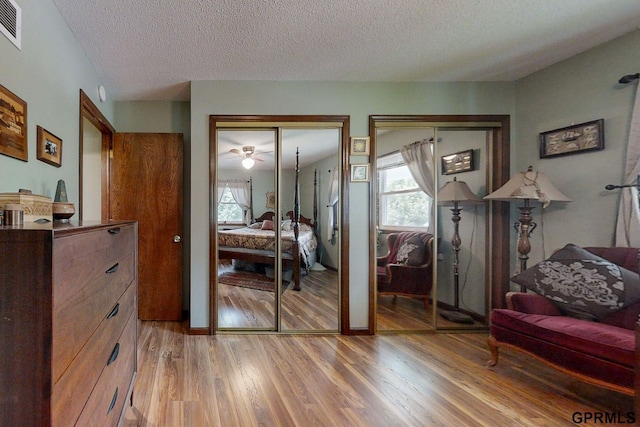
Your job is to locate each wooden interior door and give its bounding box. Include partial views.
[111,133,183,320]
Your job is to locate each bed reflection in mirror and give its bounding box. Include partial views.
[215,127,340,332]
[216,129,278,330]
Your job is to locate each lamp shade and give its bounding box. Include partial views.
[437,177,484,205]
[483,166,570,207]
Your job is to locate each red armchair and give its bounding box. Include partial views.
[377,231,435,309]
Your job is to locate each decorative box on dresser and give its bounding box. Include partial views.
[0,220,138,426]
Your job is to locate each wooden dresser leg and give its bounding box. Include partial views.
[486,335,499,367]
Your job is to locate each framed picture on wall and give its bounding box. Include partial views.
[0,84,28,162]
[350,137,370,155]
[539,119,604,158]
[266,191,275,209]
[36,126,63,167]
[351,164,369,182]
[441,149,474,175]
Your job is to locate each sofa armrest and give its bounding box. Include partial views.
[506,292,561,315]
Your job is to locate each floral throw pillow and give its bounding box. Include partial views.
[396,235,426,266]
[511,244,640,320]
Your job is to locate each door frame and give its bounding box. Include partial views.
[209,115,351,335]
[79,89,115,222]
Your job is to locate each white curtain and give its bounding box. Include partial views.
[226,179,252,225]
[327,168,340,241]
[615,82,640,247]
[400,139,435,233]
[217,180,226,203]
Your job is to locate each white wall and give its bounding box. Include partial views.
[0,0,113,204]
[190,81,515,329]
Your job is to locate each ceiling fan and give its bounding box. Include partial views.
[229,146,264,169]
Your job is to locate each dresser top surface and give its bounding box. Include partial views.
[0,220,136,236]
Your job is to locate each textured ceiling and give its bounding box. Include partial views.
[50,0,640,101]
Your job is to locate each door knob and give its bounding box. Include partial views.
[173,235,181,243]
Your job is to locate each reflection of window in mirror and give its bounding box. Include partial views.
[377,151,432,231]
[218,185,243,224]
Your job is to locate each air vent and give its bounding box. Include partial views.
[0,0,21,50]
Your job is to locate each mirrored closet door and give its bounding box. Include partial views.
[211,116,347,333]
[370,115,510,333]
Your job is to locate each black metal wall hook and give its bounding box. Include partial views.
[605,174,640,191]
[619,73,639,84]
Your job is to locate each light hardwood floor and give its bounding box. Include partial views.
[123,321,633,426]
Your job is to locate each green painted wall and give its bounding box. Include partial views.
[515,30,640,264]
[0,0,113,205]
[189,81,515,328]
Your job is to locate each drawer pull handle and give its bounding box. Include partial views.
[106,263,119,274]
[107,303,120,319]
[108,343,120,366]
[107,387,118,414]
[108,227,121,235]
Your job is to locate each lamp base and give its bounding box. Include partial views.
[440,310,474,324]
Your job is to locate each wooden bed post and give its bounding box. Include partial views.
[292,147,301,288]
[249,176,253,223]
[313,169,318,239]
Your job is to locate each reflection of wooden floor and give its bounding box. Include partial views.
[376,295,486,331]
[216,262,339,331]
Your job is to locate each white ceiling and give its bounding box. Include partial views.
[50,0,640,102]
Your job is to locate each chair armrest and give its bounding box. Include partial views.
[377,255,389,267]
[506,292,561,315]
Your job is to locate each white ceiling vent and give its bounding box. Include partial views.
[0,0,21,50]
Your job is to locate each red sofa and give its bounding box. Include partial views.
[487,246,639,395]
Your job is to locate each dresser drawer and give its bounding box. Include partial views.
[51,283,136,426]
[52,225,136,381]
[75,313,137,427]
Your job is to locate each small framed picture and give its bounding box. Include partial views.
[351,164,369,182]
[36,126,63,167]
[539,119,604,158]
[441,149,474,175]
[350,136,370,155]
[265,191,275,209]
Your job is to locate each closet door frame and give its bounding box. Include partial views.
[209,115,351,334]
[369,115,511,333]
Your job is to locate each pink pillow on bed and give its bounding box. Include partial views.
[261,219,274,230]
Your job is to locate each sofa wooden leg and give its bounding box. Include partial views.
[486,335,499,367]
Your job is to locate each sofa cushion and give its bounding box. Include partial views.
[511,244,640,321]
[491,309,635,368]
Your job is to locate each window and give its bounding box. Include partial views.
[377,152,431,230]
[218,186,243,223]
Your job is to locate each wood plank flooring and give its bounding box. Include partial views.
[123,321,633,426]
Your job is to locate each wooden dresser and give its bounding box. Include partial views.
[0,220,138,426]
